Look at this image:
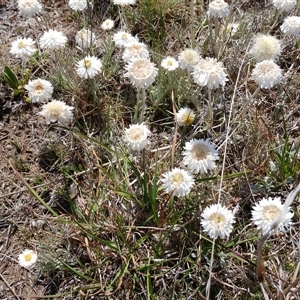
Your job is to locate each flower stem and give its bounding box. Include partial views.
[139,88,147,123]
[207,88,213,129]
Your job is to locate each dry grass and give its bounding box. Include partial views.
[1,0,300,299]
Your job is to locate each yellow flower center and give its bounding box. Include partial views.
[18,41,26,48]
[24,253,32,262]
[131,60,153,79]
[181,111,195,125]
[84,59,92,68]
[129,128,143,141]
[190,144,210,160]
[209,212,225,227]
[35,84,43,91]
[171,173,184,185]
[263,205,280,221]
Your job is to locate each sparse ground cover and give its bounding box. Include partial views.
[1,0,300,299]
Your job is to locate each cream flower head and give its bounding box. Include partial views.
[101,19,115,31]
[24,78,53,103]
[75,29,96,49]
[68,0,87,11]
[272,0,296,11]
[182,139,219,174]
[122,41,149,63]
[252,60,282,89]
[201,203,235,239]
[208,0,230,18]
[249,34,281,62]
[124,123,151,151]
[17,0,42,17]
[10,37,37,59]
[76,56,102,79]
[178,48,200,73]
[281,16,300,36]
[251,197,294,234]
[176,107,196,126]
[161,168,195,197]
[39,29,67,50]
[124,58,158,88]
[192,57,228,89]
[161,56,179,71]
[39,100,74,124]
[18,249,37,268]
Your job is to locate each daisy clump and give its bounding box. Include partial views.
[39,29,68,50]
[249,34,281,62]
[208,0,230,18]
[176,107,196,126]
[178,48,200,73]
[124,123,151,151]
[68,0,87,11]
[201,203,235,239]
[281,16,300,36]
[252,60,282,89]
[39,100,74,124]
[76,56,103,79]
[75,29,96,49]
[251,197,294,234]
[17,0,42,17]
[182,139,219,174]
[10,37,37,59]
[192,57,228,89]
[24,78,53,103]
[161,168,195,197]
[124,58,158,88]
[18,249,37,268]
[161,56,179,71]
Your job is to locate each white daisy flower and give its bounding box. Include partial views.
[10,37,37,59]
[124,123,151,151]
[252,60,282,89]
[112,0,136,5]
[201,203,235,239]
[122,41,149,63]
[17,0,42,17]
[161,168,195,197]
[124,58,158,88]
[178,48,200,73]
[101,19,115,31]
[18,249,37,268]
[208,0,230,18]
[281,16,300,36]
[192,57,228,89]
[249,34,281,62]
[176,107,196,126]
[75,29,96,49]
[222,22,239,36]
[24,78,53,103]
[76,55,102,79]
[39,29,67,50]
[39,100,74,124]
[161,56,179,71]
[113,31,137,47]
[183,139,219,174]
[68,0,87,11]
[251,197,294,234]
[272,0,296,11]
